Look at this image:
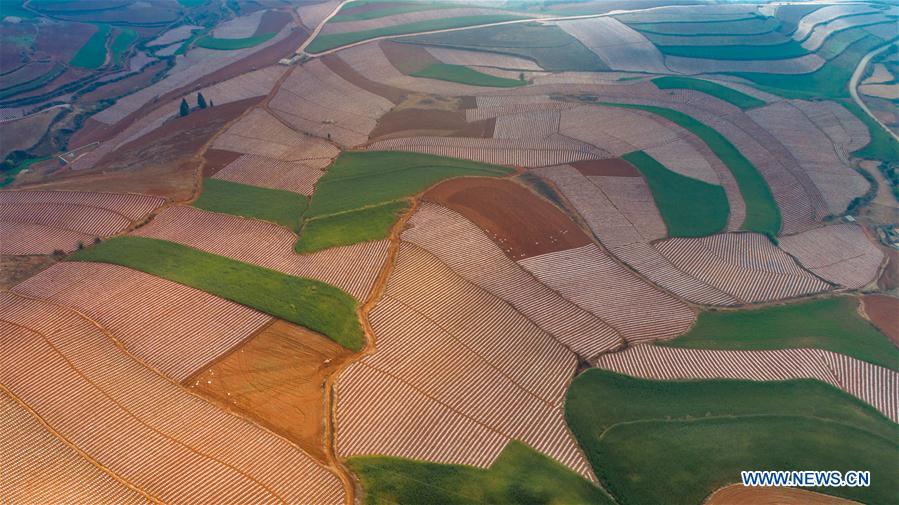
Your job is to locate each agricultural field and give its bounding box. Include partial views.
[3,1,899,502]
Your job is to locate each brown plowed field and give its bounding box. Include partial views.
[879,248,899,291]
[572,158,640,177]
[0,255,57,290]
[322,54,406,104]
[423,177,591,259]
[187,319,354,462]
[370,108,494,140]
[77,61,168,105]
[705,484,860,504]
[380,40,438,74]
[862,295,899,345]
[203,149,243,177]
[255,10,292,36]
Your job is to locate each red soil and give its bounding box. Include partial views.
[77,60,167,105]
[370,108,494,140]
[380,40,438,74]
[571,158,640,177]
[423,176,592,259]
[202,149,242,177]
[254,10,291,36]
[0,255,58,290]
[34,22,96,61]
[321,53,406,104]
[862,295,899,345]
[705,484,860,504]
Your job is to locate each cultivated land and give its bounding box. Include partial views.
[652,76,766,109]
[194,178,308,232]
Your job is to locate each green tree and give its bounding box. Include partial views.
[179,98,189,117]
[197,92,207,109]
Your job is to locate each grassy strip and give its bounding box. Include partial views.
[332,1,459,22]
[0,63,65,100]
[71,236,364,350]
[296,200,409,254]
[306,14,526,53]
[193,178,307,232]
[842,100,899,163]
[658,39,808,60]
[605,103,781,236]
[652,76,765,109]
[195,32,276,50]
[411,63,525,87]
[70,24,111,69]
[566,369,899,505]
[661,297,899,371]
[622,151,728,237]
[628,16,778,36]
[110,28,138,66]
[348,441,613,504]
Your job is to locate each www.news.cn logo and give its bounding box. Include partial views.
[741,470,871,487]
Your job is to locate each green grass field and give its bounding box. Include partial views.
[652,76,765,109]
[566,370,899,505]
[623,151,728,237]
[297,151,512,253]
[296,200,409,254]
[605,103,781,236]
[349,441,613,504]
[306,14,526,54]
[194,179,307,232]
[70,24,111,69]
[843,101,899,163]
[404,22,608,72]
[71,237,364,350]
[195,32,276,50]
[411,63,525,87]
[110,28,138,66]
[661,297,899,371]
[658,39,808,60]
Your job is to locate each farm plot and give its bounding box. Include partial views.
[320,7,521,35]
[1,390,149,504]
[212,154,325,195]
[792,99,871,157]
[403,202,622,358]
[367,136,609,167]
[593,345,898,423]
[12,262,271,381]
[335,243,592,479]
[748,101,870,215]
[652,76,766,109]
[147,24,201,46]
[269,59,393,147]
[518,244,694,345]
[554,17,668,74]
[0,293,345,504]
[424,46,543,71]
[706,485,862,505]
[589,173,668,241]
[655,232,831,303]
[800,12,894,51]
[297,0,343,30]
[492,108,560,140]
[779,224,884,289]
[212,108,339,162]
[0,190,164,254]
[212,10,265,39]
[665,53,824,75]
[194,179,307,232]
[791,4,880,41]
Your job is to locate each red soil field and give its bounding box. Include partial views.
[423,177,591,259]
[0,255,57,290]
[706,484,860,504]
[380,40,438,74]
[322,54,406,104]
[862,295,899,345]
[571,158,640,177]
[203,148,243,176]
[255,10,291,36]
[33,22,96,61]
[188,319,355,462]
[370,108,494,140]
[77,61,168,105]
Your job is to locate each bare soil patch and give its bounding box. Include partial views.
[423,176,592,259]
[203,149,243,177]
[370,108,493,140]
[254,10,292,36]
[186,319,355,462]
[321,53,406,104]
[380,40,437,74]
[705,484,861,504]
[863,294,899,345]
[572,158,640,177]
[340,1,407,16]
[0,107,61,159]
[395,92,460,112]
[0,254,58,290]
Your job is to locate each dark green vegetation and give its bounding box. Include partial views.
[627,16,779,36]
[0,0,35,18]
[403,22,608,72]
[195,32,276,50]
[306,14,527,53]
[662,297,899,371]
[71,237,364,350]
[296,201,408,254]
[194,179,307,232]
[177,0,208,6]
[622,151,728,237]
[566,370,899,505]
[0,155,51,188]
[843,101,899,163]
[411,63,525,87]
[299,152,512,253]
[605,103,781,236]
[349,441,613,505]
[658,40,808,60]
[110,28,138,66]
[332,0,458,22]
[652,76,765,109]
[70,24,111,69]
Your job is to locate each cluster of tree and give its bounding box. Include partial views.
[179,92,213,117]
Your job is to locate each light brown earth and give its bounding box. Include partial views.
[705,484,861,504]
[321,53,407,104]
[185,319,355,462]
[202,148,243,177]
[394,92,461,112]
[877,246,899,292]
[423,176,592,259]
[571,158,640,177]
[0,107,62,159]
[380,40,438,74]
[370,108,494,140]
[862,294,899,345]
[254,10,292,36]
[0,255,58,290]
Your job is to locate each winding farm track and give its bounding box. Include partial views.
[850,41,899,143]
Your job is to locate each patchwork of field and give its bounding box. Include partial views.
[211,154,325,195]
[213,108,339,163]
[0,190,164,254]
[779,224,885,289]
